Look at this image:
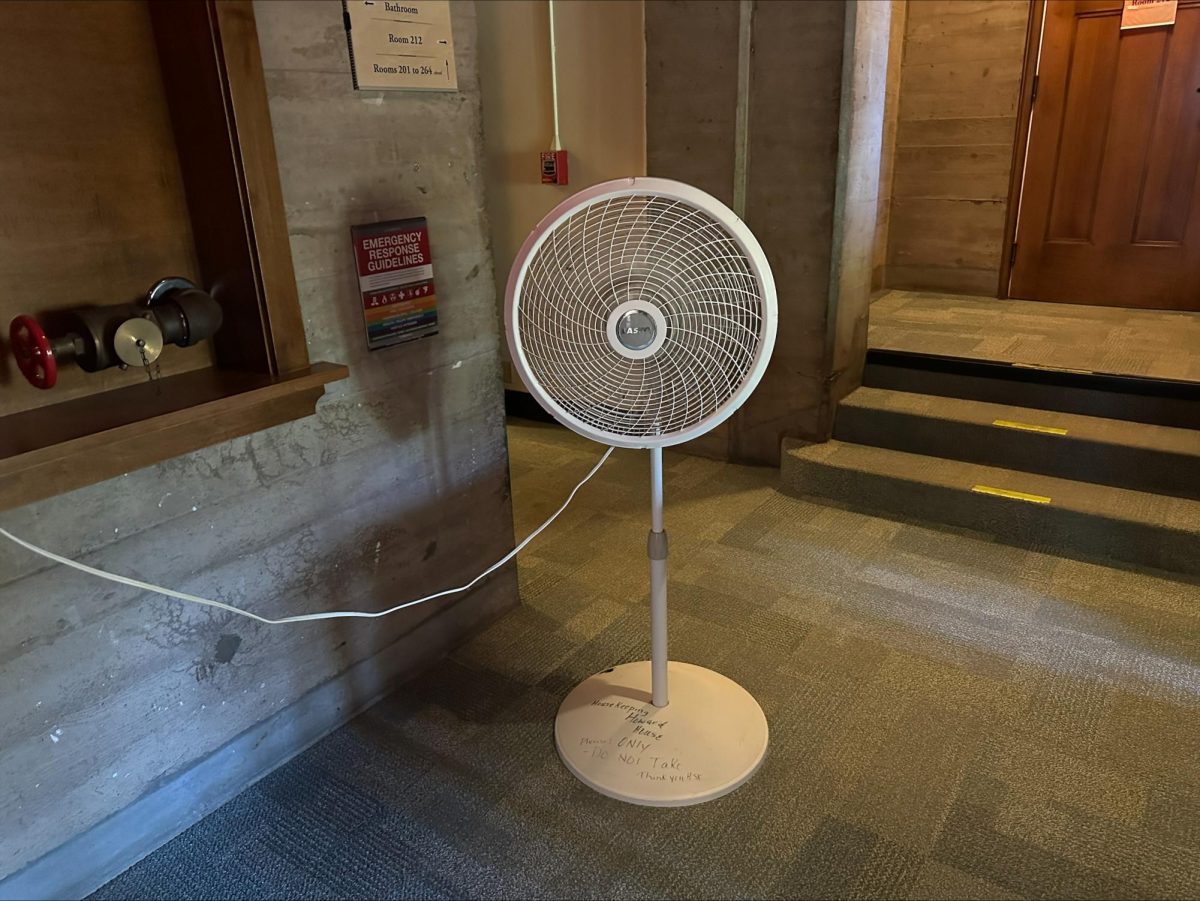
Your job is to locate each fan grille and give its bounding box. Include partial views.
[515,193,766,442]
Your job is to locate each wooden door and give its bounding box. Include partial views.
[1010,0,1200,310]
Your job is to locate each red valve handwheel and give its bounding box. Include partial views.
[9,315,57,389]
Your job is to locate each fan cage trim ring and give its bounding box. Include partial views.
[505,176,778,449]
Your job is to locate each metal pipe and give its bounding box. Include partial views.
[650,446,664,532]
[649,446,668,707]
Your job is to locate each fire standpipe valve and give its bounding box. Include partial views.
[8,277,223,389]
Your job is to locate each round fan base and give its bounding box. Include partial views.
[554,661,768,806]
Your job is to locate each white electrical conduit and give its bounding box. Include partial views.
[548,0,562,151]
[0,446,614,625]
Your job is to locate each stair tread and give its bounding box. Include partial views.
[841,386,1200,456]
[862,352,1200,430]
[784,438,1200,534]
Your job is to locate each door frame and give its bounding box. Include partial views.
[997,0,1046,299]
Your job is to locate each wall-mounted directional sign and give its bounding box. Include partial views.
[1120,0,1177,29]
[343,0,458,91]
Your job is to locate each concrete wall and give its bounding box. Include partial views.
[884,0,1029,296]
[644,0,743,459]
[477,0,646,390]
[829,0,893,405]
[730,0,849,462]
[646,1,889,464]
[645,0,739,209]
[643,0,741,459]
[873,0,907,291]
[0,1,515,893]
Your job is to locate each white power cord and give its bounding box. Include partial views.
[0,446,614,625]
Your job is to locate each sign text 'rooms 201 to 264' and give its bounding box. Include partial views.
[344,0,458,91]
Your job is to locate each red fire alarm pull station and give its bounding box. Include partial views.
[541,149,568,185]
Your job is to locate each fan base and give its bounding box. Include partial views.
[554,660,768,806]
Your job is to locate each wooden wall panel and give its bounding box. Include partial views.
[892,144,1015,201]
[884,0,1029,296]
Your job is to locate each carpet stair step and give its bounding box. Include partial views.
[834,386,1200,499]
[781,438,1200,576]
[863,350,1200,430]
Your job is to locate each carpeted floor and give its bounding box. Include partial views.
[93,420,1200,900]
[870,290,1200,383]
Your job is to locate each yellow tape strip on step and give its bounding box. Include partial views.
[971,485,1052,504]
[992,419,1068,436]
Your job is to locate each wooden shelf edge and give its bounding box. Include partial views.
[0,362,349,513]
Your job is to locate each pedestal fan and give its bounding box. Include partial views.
[505,177,778,806]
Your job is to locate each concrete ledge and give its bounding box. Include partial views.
[0,583,516,901]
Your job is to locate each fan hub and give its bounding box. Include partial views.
[606,300,668,360]
[616,310,655,350]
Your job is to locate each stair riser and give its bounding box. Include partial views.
[834,406,1200,500]
[781,455,1200,576]
[863,364,1200,430]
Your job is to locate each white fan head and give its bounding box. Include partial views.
[505,177,777,449]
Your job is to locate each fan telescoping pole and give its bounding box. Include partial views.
[649,447,668,708]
